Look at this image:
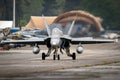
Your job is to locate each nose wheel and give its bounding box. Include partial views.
[53,54,60,60]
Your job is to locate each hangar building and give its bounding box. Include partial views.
[25,10,104,37]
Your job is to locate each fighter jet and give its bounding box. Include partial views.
[1,16,118,60]
[10,29,47,40]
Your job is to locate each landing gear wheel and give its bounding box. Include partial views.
[72,53,76,60]
[42,53,46,60]
[53,55,56,60]
[57,54,60,60]
[53,54,60,60]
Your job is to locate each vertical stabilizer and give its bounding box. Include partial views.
[67,19,76,35]
[42,15,51,36]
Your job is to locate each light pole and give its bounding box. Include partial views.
[13,0,15,28]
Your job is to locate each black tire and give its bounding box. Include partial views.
[53,55,56,60]
[42,53,46,60]
[57,54,60,60]
[72,53,76,60]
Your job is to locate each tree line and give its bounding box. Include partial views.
[0,0,120,30]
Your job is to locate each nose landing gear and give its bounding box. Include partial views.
[53,54,60,60]
[42,48,61,60]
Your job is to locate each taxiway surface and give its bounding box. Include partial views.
[0,41,120,80]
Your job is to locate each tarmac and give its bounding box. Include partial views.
[0,40,120,80]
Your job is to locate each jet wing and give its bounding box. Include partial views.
[70,37,118,44]
[1,37,48,45]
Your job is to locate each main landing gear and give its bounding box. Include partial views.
[42,53,46,60]
[72,53,76,60]
[42,52,76,60]
[41,47,76,60]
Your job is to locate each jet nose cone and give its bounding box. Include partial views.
[51,39,60,47]
[51,41,58,47]
[52,42,57,46]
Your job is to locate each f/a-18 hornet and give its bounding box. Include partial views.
[1,16,118,60]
